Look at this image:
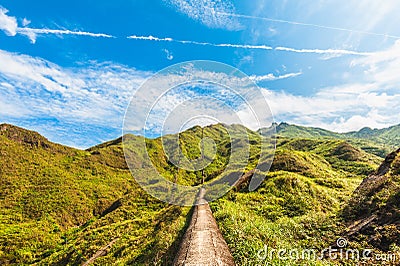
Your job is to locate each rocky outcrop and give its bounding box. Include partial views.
[343,148,400,251]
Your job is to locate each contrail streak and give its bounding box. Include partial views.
[216,11,400,40]
[127,35,273,50]
[17,28,114,38]
[127,35,371,56]
[275,46,372,56]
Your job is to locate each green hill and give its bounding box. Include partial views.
[345,124,400,148]
[210,137,384,265]
[0,123,264,265]
[0,123,398,265]
[0,124,190,265]
[259,122,341,139]
[259,122,399,158]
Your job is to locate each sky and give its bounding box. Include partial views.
[1,0,400,148]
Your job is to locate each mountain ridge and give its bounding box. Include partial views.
[0,122,399,265]
[2,121,400,151]
[260,121,400,141]
[259,122,400,158]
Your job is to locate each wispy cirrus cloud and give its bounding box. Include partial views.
[249,72,302,82]
[0,5,114,43]
[0,50,273,144]
[0,50,148,121]
[260,40,400,132]
[262,88,400,132]
[352,39,400,88]
[216,11,400,40]
[0,47,298,146]
[0,4,376,57]
[164,0,242,30]
[2,39,400,147]
[0,49,149,147]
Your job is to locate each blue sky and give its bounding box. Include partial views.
[1,0,400,148]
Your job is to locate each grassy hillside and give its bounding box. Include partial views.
[210,138,384,265]
[342,148,400,252]
[118,123,262,187]
[259,122,399,158]
[0,124,190,265]
[345,124,400,147]
[0,122,398,265]
[259,122,341,139]
[0,123,265,265]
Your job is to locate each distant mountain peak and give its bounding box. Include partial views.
[359,126,373,132]
[258,122,400,155]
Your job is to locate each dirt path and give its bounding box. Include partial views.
[174,189,235,266]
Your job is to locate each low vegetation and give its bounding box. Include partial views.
[0,122,399,265]
[211,137,384,265]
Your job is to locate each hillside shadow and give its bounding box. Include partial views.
[127,204,195,265]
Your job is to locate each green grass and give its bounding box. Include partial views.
[0,123,398,265]
[260,122,398,158]
[210,138,384,265]
[341,149,400,252]
[0,125,190,265]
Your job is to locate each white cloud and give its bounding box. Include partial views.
[163,49,174,60]
[352,39,400,88]
[128,35,273,50]
[0,49,150,128]
[20,30,37,43]
[17,28,114,44]
[249,72,302,82]
[22,18,30,27]
[127,34,373,57]
[2,46,397,138]
[0,5,114,43]
[275,46,371,56]
[331,110,389,132]
[261,88,400,132]
[21,28,113,38]
[258,40,400,132]
[128,35,173,42]
[0,88,32,117]
[164,0,242,30]
[123,65,276,135]
[0,7,18,36]
[2,38,400,143]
